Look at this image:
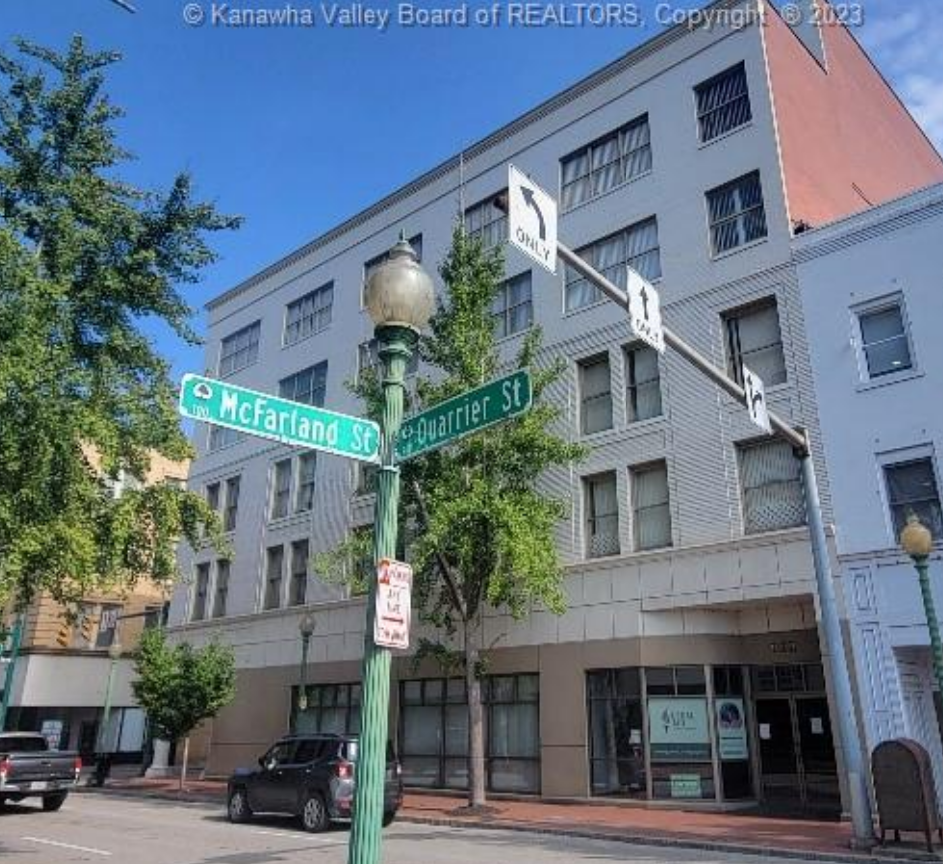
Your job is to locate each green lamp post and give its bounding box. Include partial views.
[900,514,943,694]
[97,641,123,755]
[347,234,433,864]
[297,612,317,718]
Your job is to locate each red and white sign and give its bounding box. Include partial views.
[374,558,413,650]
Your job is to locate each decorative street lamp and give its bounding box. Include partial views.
[297,612,317,714]
[94,641,122,786]
[348,233,433,864]
[900,514,943,694]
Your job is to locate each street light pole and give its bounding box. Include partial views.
[0,615,24,731]
[297,613,316,718]
[348,234,433,864]
[94,641,122,785]
[900,516,943,694]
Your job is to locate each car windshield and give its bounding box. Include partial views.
[1,736,47,753]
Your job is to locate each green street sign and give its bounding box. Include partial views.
[396,369,532,462]
[179,373,380,463]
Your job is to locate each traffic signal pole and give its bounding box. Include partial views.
[0,615,24,731]
[556,240,874,847]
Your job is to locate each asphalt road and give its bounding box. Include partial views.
[1,792,831,864]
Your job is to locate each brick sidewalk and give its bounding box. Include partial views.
[83,777,943,862]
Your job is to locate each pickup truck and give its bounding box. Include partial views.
[0,732,81,811]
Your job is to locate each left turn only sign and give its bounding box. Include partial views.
[508,164,557,274]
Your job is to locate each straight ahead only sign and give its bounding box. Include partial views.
[508,164,557,274]
[626,268,665,354]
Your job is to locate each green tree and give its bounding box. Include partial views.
[332,225,585,808]
[132,627,236,789]
[0,36,239,610]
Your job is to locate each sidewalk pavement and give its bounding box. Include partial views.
[80,776,943,863]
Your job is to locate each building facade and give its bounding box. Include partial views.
[168,0,943,812]
[3,454,187,760]
[795,183,943,801]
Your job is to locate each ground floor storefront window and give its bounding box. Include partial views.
[292,682,361,735]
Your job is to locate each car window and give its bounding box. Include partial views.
[264,741,295,767]
[1,736,48,753]
[293,739,324,764]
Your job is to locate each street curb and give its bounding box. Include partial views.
[74,786,224,809]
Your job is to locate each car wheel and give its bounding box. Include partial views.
[382,811,396,828]
[42,793,68,812]
[300,792,329,833]
[227,787,252,823]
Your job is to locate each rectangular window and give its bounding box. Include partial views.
[292,682,362,735]
[561,115,652,211]
[859,302,913,379]
[364,234,423,301]
[279,361,328,407]
[357,463,379,496]
[271,459,292,520]
[579,354,613,435]
[95,604,121,648]
[213,559,230,618]
[586,668,646,798]
[264,545,284,610]
[205,482,221,512]
[724,298,786,386]
[290,539,309,606]
[358,338,418,378]
[625,344,662,422]
[192,563,210,621]
[885,458,942,540]
[464,192,508,249]
[707,171,767,255]
[565,217,661,312]
[695,63,752,142]
[284,281,334,346]
[224,476,240,532]
[631,462,672,550]
[296,452,317,513]
[738,440,805,534]
[208,426,241,452]
[585,472,621,558]
[492,272,533,339]
[219,321,260,377]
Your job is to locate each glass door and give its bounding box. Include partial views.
[794,696,839,812]
[756,698,801,806]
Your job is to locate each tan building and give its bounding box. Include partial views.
[2,453,187,759]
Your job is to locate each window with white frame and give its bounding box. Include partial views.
[695,63,752,143]
[290,539,309,606]
[219,321,261,377]
[631,461,671,550]
[363,234,423,301]
[579,354,613,435]
[296,452,317,513]
[464,192,508,248]
[224,476,240,531]
[264,545,284,610]
[884,458,942,541]
[285,281,334,346]
[208,425,242,452]
[561,115,652,211]
[738,439,805,534]
[565,218,661,312]
[271,459,292,520]
[707,171,767,255]
[493,272,533,339]
[213,559,230,618]
[858,300,913,379]
[724,298,786,386]
[625,343,662,422]
[358,338,418,378]
[279,361,328,407]
[192,563,210,621]
[585,472,621,558]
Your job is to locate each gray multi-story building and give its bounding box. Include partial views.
[168,0,943,812]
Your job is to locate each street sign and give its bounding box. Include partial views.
[626,268,665,354]
[179,373,380,463]
[395,369,532,462]
[508,164,557,274]
[742,364,771,434]
[374,558,413,650]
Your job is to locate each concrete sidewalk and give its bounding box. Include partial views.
[80,776,943,863]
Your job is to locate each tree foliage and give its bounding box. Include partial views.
[0,36,239,609]
[131,627,236,743]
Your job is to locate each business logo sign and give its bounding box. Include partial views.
[715,697,749,761]
[647,697,711,762]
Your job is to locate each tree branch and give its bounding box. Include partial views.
[411,478,467,620]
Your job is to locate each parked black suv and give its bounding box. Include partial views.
[227,734,403,832]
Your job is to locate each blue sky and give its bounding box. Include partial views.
[1,0,937,383]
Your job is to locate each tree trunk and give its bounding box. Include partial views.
[179,736,190,792]
[465,629,486,808]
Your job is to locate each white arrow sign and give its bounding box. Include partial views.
[508,164,557,274]
[626,268,665,354]
[742,364,771,434]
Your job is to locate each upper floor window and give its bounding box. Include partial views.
[707,171,767,255]
[364,234,423,302]
[296,452,317,513]
[213,559,230,619]
[884,458,942,541]
[192,563,210,621]
[695,63,752,143]
[561,115,652,211]
[858,300,913,379]
[224,475,241,532]
[285,282,333,346]
[493,272,533,339]
[566,217,661,313]
[95,604,121,648]
[290,539,309,606]
[270,458,293,521]
[724,298,786,387]
[279,361,328,407]
[358,338,418,379]
[205,481,221,512]
[356,462,379,496]
[208,425,242,452]
[464,192,508,249]
[584,472,620,559]
[738,439,805,534]
[219,321,260,377]
[631,461,672,551]
[579,354,613,436]
[264,545,284,610]
[625,343,662,423]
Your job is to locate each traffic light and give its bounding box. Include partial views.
[56,623,71,648]
[80,614,95,644]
